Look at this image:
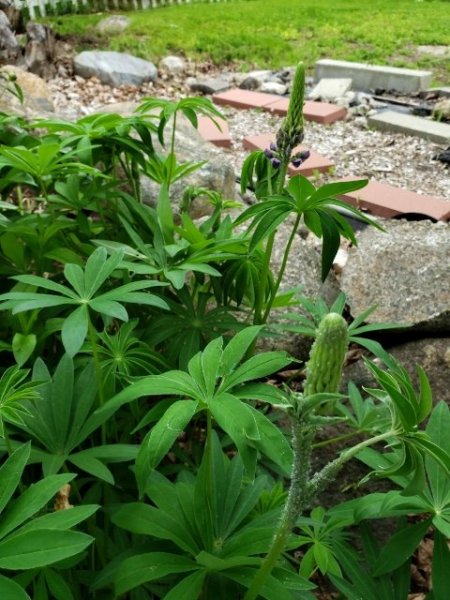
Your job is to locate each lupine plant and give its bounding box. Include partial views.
[0,61,447,600]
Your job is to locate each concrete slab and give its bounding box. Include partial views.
[243,134,335,177]
[314,59,432,94]
[368,110,450,144]
[197,116,232,148]
[336,177,450,221]
[309,78,353,101]
[427,87,450,98]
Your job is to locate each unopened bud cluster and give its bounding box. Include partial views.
[264,143,310,170]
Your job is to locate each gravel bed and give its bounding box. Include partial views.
[48,75,450,200]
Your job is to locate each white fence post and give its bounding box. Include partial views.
[14,0,232,14]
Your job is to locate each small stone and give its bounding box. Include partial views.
[188,76,231,95]
[260,81,287,96]
[239,70,272,90]
[159,55,186,75]
[433,98,450,122]
[96,15,130,34]
[309,78,353,101]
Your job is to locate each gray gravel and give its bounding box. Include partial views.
[48,74,450,200]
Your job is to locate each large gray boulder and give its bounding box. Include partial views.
[140,115,236,215]
[24,22,56,79]
[0,65,54,114]
[91,102,236,214]
[257,223,341,359]
[0,11,19,63]
[341,219,450,332]
[74,51,157,87]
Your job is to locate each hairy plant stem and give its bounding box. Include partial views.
[243,420,313,600]
[244,426,398,600]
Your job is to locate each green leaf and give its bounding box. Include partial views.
[162,570,207,600]
[68,451,114,484]
[63,263,85,297]
[200,337,223,398]
[115,552,198,595]
[45,568,75,600]
[209,393,260,441]
[112,502,197,553]
[61,305,88,357]
[371,518,432,576]
[0,443,30,515]
[157,182,175,243]
[135,400,198,493]
[222,351,292,391]
[0,530,93,569]
[318,211,341,281]
[88,299,128,321]
[12,333,36,367]
[0,573,31,600]
[83,247,124,298]
[432,530,450,600]
[0,473,74,539]
[248,405,293,475]
[425,402,450,506]
[220,326,263,377]
[308,178,368,204]
[15,505,99,535]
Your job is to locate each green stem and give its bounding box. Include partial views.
[253,231,276,326]
[243,421,313,600]
[261,213,301,324]
[87,313,106,443]
[244,427,397,600]
[312,430,361,449]
[307,429,397,498]
[16,185,24,215]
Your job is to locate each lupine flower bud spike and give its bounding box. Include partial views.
[285,62,305,139]
[303,313,349,397]
[276,62,306,159]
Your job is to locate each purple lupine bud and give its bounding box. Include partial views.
[299,150,311,160]
[264,148,274,159]
[271,157,281,169]
[269,142,278,151]
[291,158,302,168]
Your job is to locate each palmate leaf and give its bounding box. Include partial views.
[0,247,169,356]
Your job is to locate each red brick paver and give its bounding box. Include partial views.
[243,134,335,177]
[212,89,347,125]
[212,89,279,110]
[336,177,450,221]
[197,116,232,148]
[264,99,347,124]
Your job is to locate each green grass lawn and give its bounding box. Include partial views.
[46,0,450,84]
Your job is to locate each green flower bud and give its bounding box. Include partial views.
[276,62,305,159]
[303,313,349,397]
